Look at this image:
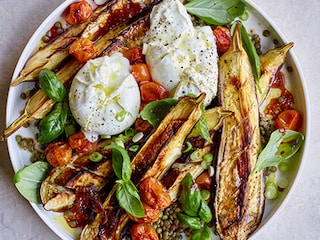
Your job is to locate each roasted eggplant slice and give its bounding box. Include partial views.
[214,23,265,239]
[10,0,159,86]
[258,42,294,104]
[2,14,151,140]
[81,94,205,240]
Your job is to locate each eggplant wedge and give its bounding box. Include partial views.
[257,42,294,105]
[10,0,159,86]
[214,23,264,240]
[80,94,204,240]
[2,14,150,140]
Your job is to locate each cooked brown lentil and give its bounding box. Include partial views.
[15,135,45,163]
[251,33,262,55]
[121,202,184,240]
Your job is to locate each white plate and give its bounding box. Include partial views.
[6,0,310,239]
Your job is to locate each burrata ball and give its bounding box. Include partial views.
[69,53,140,139]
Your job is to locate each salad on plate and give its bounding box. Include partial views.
[3,0,306,239]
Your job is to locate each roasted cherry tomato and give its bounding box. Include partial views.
[68,131,98,154]
[134,118,153,133]
[139,177,171,210]
[123,47,144,64]
[213,26,231,56]
[275,109,303,131]
[131,63,152,85]
[131,223,159,240]
[69,38,96,63]
[45,142,72,167]
[65,0,93,25]
[195,171,213,191]
[140,82,169,102]
[128,202,161,223]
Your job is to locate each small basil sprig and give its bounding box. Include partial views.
[185,0,246,25]
[140,98,178,127]
[195,104,212,143]
[104,144,145,218]
[37,69,77,143]
[253,129,305,173]
[39,68,67,102]
[38,102,68,144]
[178,173,213,239]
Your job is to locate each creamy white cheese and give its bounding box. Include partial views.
[143,0,219,106]
[69,53,140,139]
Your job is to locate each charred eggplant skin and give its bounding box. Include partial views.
[214,23,265,240]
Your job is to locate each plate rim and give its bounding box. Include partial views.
[5,0,311,239]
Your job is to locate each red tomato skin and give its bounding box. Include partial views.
[131,223,159,240]
[275,109,303,131]
[131,63,152,84]
[69,38,96,63]
[128,202,161,223]
[68,131,98,154]
[124,47,144,64]
[213,26,231,56]
[195,171,213,191]
[45,142,73,167]
[139,177,172,210]
[65,0,93,25]
[140,82,169,102]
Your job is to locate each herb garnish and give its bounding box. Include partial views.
[38,69,76,143]
[104,144,145,218]
[185,0,246,25]
[253,129,304,173]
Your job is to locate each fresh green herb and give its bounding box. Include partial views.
[129,145,140,152]
[115,110,127,122]
[190,150,203,162]
[178,213,204,230]
[13,161,52,204]
[239,22,261,86]
[38,102,68,144]
[89,152,103,162]
[195,115,212,143]
[183,141,193,153]
[39,68,67,102]
[185,0,246,25]
[265,182,279,200]
[115,180,145,218]
[253,129,304,173]
[140,98,178,127]
[191,225,212,240]
[104,144,132,182]
[105,144,144,218]
[198,199,213,223]
[178,173,213,239]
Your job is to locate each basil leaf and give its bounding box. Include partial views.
[140,98,178,127]
[105,144,132,182]
[253,130,304,172]
[239,22,261,86]
[116,181,145,218]
[195,115,212,143]
[198,200,213,223]
[39,68,67,102]
[178,213,203,230]
[179,174,202,217]
[191,225,211,240]
[38,102,68,144]
[185,0,246,25]
[14,161,52,204]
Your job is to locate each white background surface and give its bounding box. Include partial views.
[0,0,319,239]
